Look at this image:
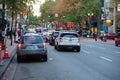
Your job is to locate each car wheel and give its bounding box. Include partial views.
[17,56,22,62]
[115,43,118,46]
[43,55,47,62]
[76,48,80,52]
[54,45,57,49]
[76,46,80,52]
[57,45,60,51]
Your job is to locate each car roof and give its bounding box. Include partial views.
[24,33,40,36]
[60,30,77,34]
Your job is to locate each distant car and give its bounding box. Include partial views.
[115,38,120,46]
[55,31,81,52]
[49,31,59,46]
[24,29,36,35]
[35,28,42,35]
[16,33,47,62]
[99,33,119,40]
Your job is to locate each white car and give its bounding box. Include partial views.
[54,31,81,52]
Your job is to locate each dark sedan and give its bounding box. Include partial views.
[16,33,47,62]
[49,31,59,46]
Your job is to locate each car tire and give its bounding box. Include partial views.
[76,46,80,52]
[17,56,22,62]
[54,45,57,50]
[43,55,47,62]
[115,43,118,46]
[57,45,60,51]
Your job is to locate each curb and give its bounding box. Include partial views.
[0,47,17,79]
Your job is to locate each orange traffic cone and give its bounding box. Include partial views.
[4,46,9,59]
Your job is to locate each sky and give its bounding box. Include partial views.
[33,0,45,16]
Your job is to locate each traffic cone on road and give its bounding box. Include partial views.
[3,46,9,59]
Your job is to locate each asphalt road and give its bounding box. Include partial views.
[1,42,120,80]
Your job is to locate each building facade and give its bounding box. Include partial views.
[104,0,120,33]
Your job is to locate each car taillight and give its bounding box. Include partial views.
[43,43,46,48]
[59,38,62,42]
[18,43,22,48]
[53,37,55,40]
[78,38,80,43]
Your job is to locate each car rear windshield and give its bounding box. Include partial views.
[60,33,78,38]
[36,29,42,33]
[53,32,59,36]
[23,36,43,44]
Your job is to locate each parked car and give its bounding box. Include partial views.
[55,31,81,52]
[106,33,118,40]
[49,31,59,46]
[99,33,119,40]
[35,28,42,35]
[16,33,47,62]
[115,38,120,46]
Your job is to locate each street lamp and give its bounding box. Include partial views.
[87,12,94,30]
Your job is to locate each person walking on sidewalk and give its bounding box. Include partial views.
[17,29,21,39]
[93,32,97,41]
[12,28,16,42]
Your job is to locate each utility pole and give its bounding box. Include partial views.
[100,0,104,32]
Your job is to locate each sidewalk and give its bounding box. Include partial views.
[80,37,115,45]
[0,38,17,79]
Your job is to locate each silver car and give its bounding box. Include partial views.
[16,33,47,62]
[55,31,81,52]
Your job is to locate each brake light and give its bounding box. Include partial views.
[43,43,46,48]
[53,37,55,40]
[18,43,22,48]
[29,36,34,38]
[78,38,80,43]
[59,38,62,42]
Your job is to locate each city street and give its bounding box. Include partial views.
[1,40,120,80]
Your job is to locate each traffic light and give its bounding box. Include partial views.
[105,20,113,26]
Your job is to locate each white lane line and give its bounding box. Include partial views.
[82,50,90,54]
[86,45,94,48]
[98,47,106,50]
[49,58,53,61]
[100,56,112,62]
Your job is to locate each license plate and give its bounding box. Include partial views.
[68,39,72,42]
[27,46,35,49]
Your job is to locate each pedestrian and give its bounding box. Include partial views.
[17,29,21,38]
[93,32,97,41]
[12,28,16,42]
[6,28,10,38]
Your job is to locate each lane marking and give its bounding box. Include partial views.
[82,50,90,54]
[100,56,112,62]
[49,58,53,61]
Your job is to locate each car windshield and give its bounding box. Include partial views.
[36,29,42,33]
[61,33,78,38]
[53,32,59,37]
[23,36,43,44]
